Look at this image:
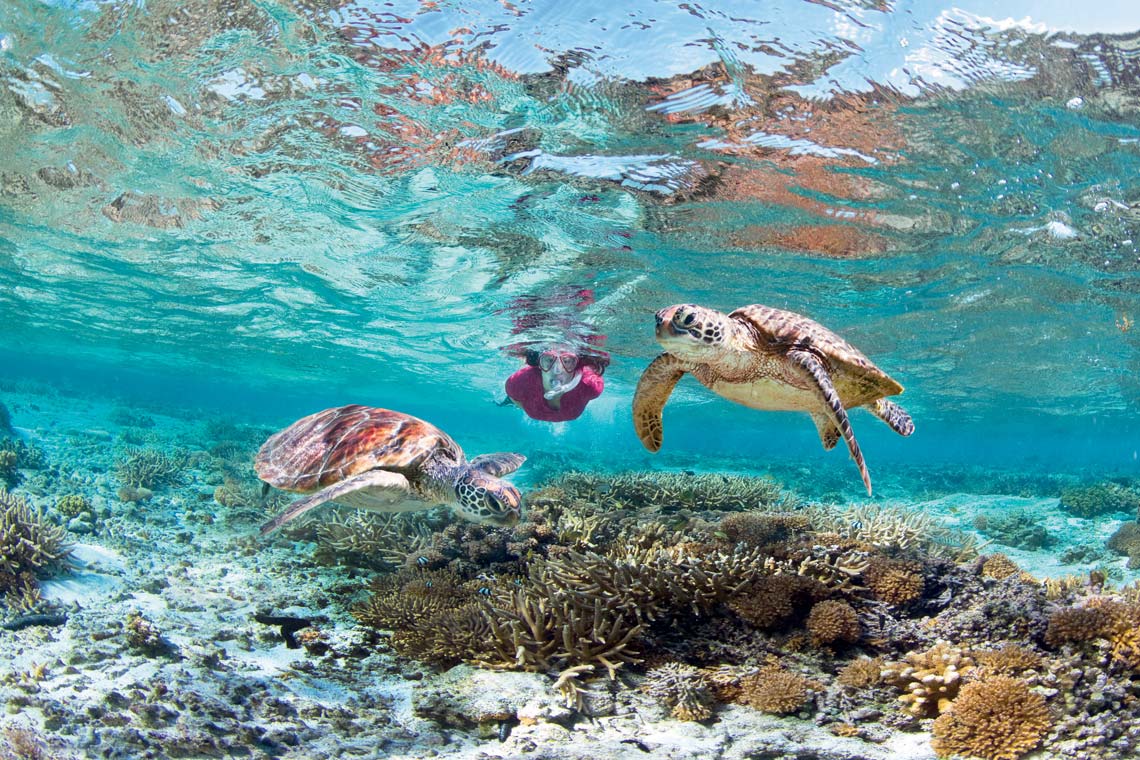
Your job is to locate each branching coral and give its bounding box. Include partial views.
[837,656,883,689]
[0,450,18,489]
[114,447,187,489]
[315,510,429,569]
[809,503,978,561]
[552,470,799,512]
[717,511,812,547]
[643,662,714,721]
[882,641,976,716]
[864,557,924,606]
[728,574,826,630]
[0,490,71,610]
[981,554,1021,580]
[931,676,1052,760]
[973,645,1044,676]
[54,494,91,520]
[736,665,816,715]
[806,600,860,646]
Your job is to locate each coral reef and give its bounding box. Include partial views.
[0,490,70,610]
[114,447,187,489]
[806,600,860,647]
[810,503,980,561]
[1059,482,1140,518]
[981,554,1021,580]
[864,557,925,606]
[1107,521,1140,569]
[735,666,816,715]
[551,470,799,513]
[642,662,715,721]
[973,510,1053,550]
[882,642,976,716]
[930,676,1051,760]
[54,494,91,520]
[0,451,18,489]
[314,511,430,570]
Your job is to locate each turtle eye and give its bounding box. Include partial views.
[682,313,696,326]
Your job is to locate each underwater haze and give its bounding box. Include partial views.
[3,0,1140,758]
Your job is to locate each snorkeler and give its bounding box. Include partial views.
[500,346,607,422]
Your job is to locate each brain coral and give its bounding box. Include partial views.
[931,676,1052,760]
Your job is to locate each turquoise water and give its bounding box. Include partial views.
[3,2,1140,759]
[2,1,1139,486]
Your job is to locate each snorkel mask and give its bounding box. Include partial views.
[534,348,582,399]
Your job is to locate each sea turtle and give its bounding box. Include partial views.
[633,304,914,495]
[256,405,525,535]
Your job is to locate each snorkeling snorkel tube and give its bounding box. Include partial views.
[543,370,582,400]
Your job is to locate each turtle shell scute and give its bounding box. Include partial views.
[254,405,463,492]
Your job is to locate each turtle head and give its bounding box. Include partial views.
[453,468,522,527]
[655,303,730,360]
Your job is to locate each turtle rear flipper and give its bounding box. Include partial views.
[633,353,687,452]
[789,349,871,496]
[260,470,411,536]
[867,398,914,437]
[811,413,840,450]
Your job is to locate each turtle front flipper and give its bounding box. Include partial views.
[468,453,526,477]
[633,352,687,452]
[260,470,411,536]
[789,349,872,496]
[867,398,915,437]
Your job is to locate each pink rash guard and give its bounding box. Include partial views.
[505,365,604,422]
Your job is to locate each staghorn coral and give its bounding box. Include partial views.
[736,665,816,715]
[982,554,1021,580]
[551,470,799,513]
[864,557,924,606]
[0,490,71,610]
[1060,482,1140,519]
[809,502,979,561]
[114,447,187,489]
[315,510,430,570]
[806,600,860,647]
[0,438,45,471]
[352,569,473,632]
[931,676,1052,760]
[642,662,714,721]
[882,641,976,716]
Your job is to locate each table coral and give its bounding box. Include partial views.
[931,676,1051,760]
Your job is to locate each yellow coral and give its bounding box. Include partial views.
[931,676,1051,760]
[882,641,975,716]
[981,554,1020,580]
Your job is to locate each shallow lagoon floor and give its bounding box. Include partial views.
[1,383,1139,760]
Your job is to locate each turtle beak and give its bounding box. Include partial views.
[655,305,679,338]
